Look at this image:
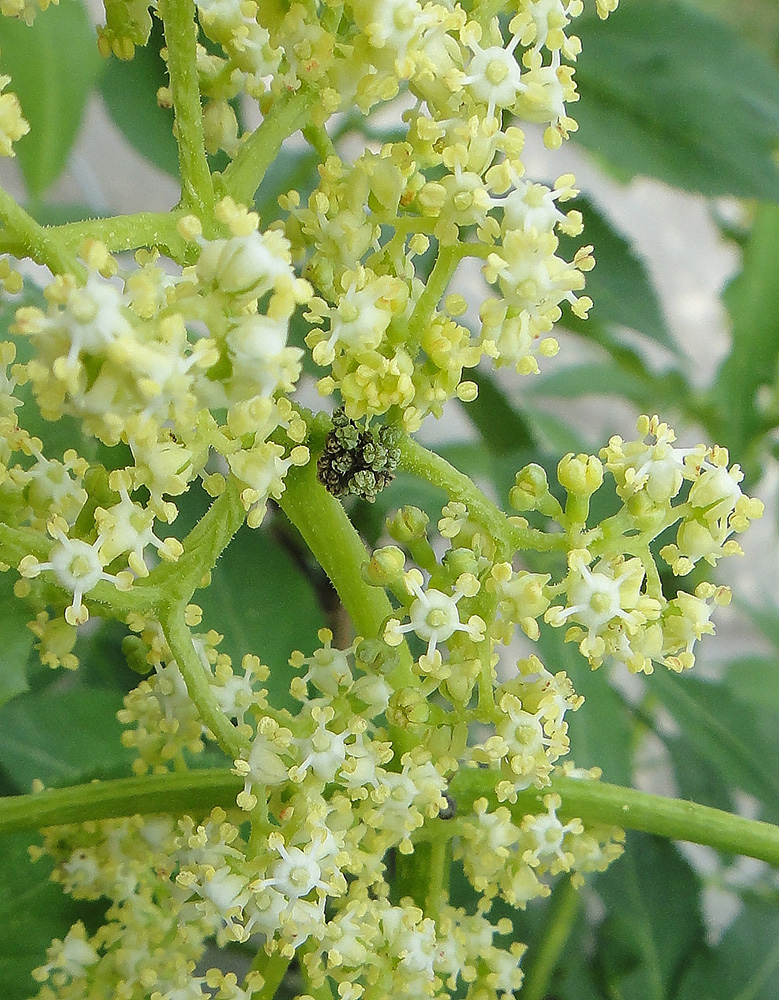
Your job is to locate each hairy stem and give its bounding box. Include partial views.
[0,185,84,276]
[159,0,215,215]
[220,88,317,207]
[161,606,248,760]
[278,458,414,686]
[396,435,567,558]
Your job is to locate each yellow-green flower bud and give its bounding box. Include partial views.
[557,453,604,498]
[363,545,406,587]
[509,464,563,518]
[386,506,429,543]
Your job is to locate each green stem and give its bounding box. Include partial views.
[159,0,215,215]
[161,606,248,760]
[5,768,779,868]
[448,770,779,867]
[396,435,567,558]
[149,476,248,604]
[425,836,450,920]
[220,88,317,207]
[278,458,414,685]
[0,185,84,276]
[520,875,580,1000]
[407,244,461,341]
[0,770,241,833]
[248,950,291,1000]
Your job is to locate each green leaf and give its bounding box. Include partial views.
[593,833,706,1000]
[711,203,779,476]
[528,361,651,404]
[536,627,634,786]
[574,0,779,199]
[0,688,133,792]
[722,655,779,716]
[190,517,326,711]
[676,900,779,1000]
[463,370,536,454]
[559,197,672,350]
[0,1,103,197]
[648,671,779,823]
[99,16,179,177]
[0,832,84,1000]
[0,572,34,709]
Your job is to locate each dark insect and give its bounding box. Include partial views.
[317,408,400,502]
[438,792,457,820]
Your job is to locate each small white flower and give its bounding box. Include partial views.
[384,570,485,657]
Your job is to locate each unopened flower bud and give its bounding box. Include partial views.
[557,453,603,498]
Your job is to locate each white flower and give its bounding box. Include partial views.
[384,570,485,658]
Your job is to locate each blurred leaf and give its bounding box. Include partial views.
[465,370,536,454]
[528,361,650,403]
[648,671,779,823]
[0,688,133,792]
[188,515,325,710]
[722,655,779,715]
[676,900,779,1000]
[665,735,738,816]
[100,17,179,177]
[711,202,779,476]
[574,1,779,199]
[0,1,103,197]
[0,832,84,1000]
[559,197,672,350]
[536,628,634,786]
[0,572,35,709]
[593,833,705,1000]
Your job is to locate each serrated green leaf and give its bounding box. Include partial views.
[593,833,706,1000]
[463,370,536,454]
[0,688,133,792]
[574,1,779,199]
[0,832,85,1000]
[665,735,738,816]
[0,1,103,197]
[676,900,779,1000]
[559,197,672,349]
[100,16,179,177]
[711,203,779,477]
[528,361,650,403]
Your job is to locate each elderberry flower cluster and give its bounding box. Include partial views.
[0,1,763,999]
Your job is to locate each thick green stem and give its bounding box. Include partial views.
[520,876,580,1000]
[0,185,84,276]
[396,435,567,558]
[5,768,779,868]
[249,950,292,1000]
[161,607,248,760]
[278,458,414,685]
[159,0,215,215]
[220,88,317,207]
[150,477,248,604]
[406,244,462,341]
[0,770,241,832]
[448,770,779,867]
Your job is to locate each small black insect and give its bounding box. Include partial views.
[438,792,457,820]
